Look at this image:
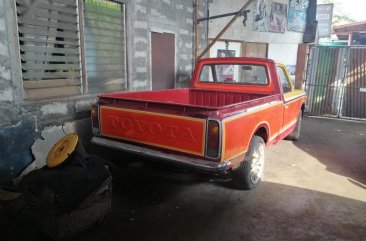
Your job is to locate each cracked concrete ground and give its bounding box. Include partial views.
[2,116,366,241]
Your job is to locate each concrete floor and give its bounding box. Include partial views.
[77,116,366,241]
[2,116,366,241]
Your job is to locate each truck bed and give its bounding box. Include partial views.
[100,88,273,116]
[96,88,282,159]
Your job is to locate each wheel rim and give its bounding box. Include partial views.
[249,143,265,184]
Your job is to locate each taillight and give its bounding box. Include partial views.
[206,120,220,159]
[91,104,100,135]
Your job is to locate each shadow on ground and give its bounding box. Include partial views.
[293,116,366,186]
[70,163,366,241]
[2,116,366,241]
[3,160,366,241]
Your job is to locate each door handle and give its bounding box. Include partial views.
[285,103,289,109]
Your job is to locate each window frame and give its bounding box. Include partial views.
[80,0,128,94]
[276,65,293,94]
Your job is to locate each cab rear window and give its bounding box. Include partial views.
[199,64,269,85]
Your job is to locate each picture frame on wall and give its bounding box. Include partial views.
[253,0,272,32]
[288,0,309,32]
[209,40,242,82]
[269,2,288,33]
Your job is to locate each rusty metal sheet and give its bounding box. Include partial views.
[343,47,366,119]
[306,46,342,116]
[306,46,366,120]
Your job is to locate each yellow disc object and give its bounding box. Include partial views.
[46,133,79,168]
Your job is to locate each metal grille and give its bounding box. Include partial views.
[305,46,366,120]
[17,0,81,99]
[83,0,126,93]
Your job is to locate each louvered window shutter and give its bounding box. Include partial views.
[83,0,127,94]
[17,0,82,100]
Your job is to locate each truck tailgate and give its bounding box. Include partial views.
[100,106,206,156]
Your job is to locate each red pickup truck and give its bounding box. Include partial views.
[91,57,306,190]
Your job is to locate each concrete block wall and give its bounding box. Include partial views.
[0,0,15,123]
[0,0,206,186]
[127,0,207,90]
[0,2,96,186]
[0,0,32,185]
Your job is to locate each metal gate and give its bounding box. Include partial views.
[305,46,366,120]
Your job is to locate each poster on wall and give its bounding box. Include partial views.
[209,41,242,82]
[269,2,287,33]
[217,49,236,58]
[287,0,309,32]
[253,0,272,32]
[209,40,241,58]
[216,49,235,81]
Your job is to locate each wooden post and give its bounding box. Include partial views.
[78,0,87,94]
[295,43,309,90]
[194,0,200,63]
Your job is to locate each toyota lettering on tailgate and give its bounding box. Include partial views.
[100,107,206,156]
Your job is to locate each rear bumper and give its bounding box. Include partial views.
[91,136,232,173]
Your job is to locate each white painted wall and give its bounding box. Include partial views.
[208,0,304,68]
[208,0,304,44]
[209,40,242,57]
[268,43,298,83]
[267,43,298,64]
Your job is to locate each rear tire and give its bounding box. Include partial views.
[286,111,302,141]
[231,136,265,190]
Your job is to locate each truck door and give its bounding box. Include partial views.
[277,66,299,135]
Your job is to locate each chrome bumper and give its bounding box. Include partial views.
[91,137,232,173]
